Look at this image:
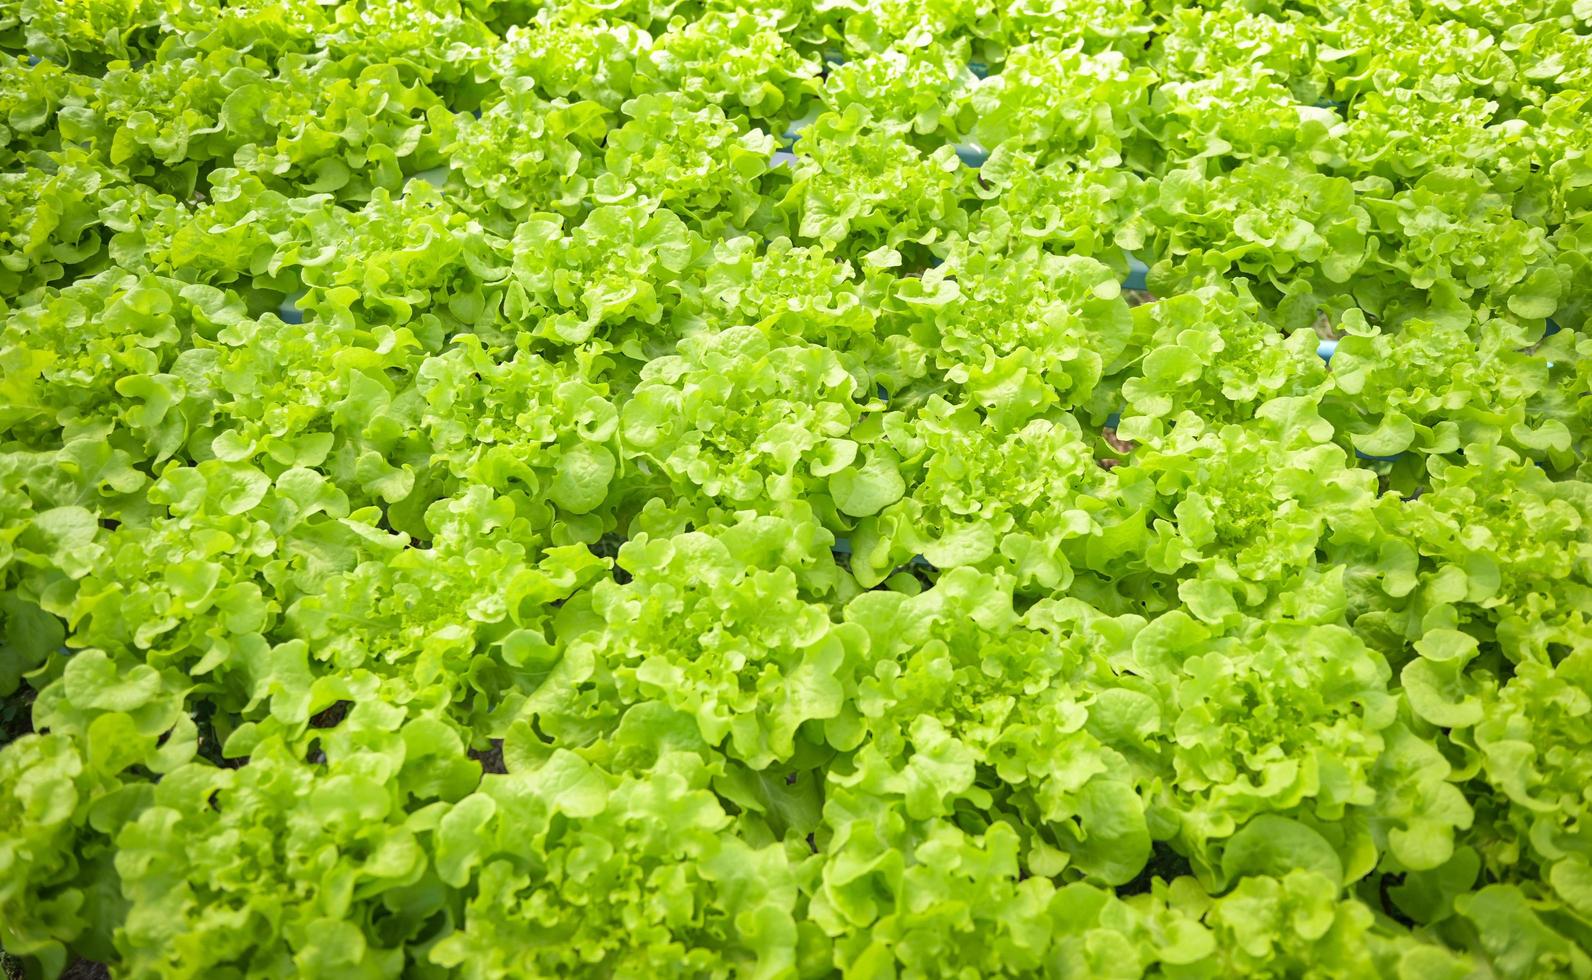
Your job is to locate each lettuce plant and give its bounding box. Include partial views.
[1,0,1590,977]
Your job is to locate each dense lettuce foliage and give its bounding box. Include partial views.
[1,0,1590,977]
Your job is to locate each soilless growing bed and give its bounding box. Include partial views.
[1,0,1590,978]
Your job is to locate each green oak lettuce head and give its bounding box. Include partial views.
[598,92,774,227]
[1144,161,1371,305]
[1116,281,1328,444]
[820,45,978,138]
[970,39,1155,167]
[1321,311,1564,463]
[1125,612,1397,883]
[1362,444,1591,661]
[429,748,804,979]
[621,325,866,513]
[505,201,701,351]
[567,515,862,768]
[1356,167,1566,326]
[889,243,1133,422]
[632,9,820,122]
[777,103,973,253]
[967,147,1152,260]
[844,398,1114,591]
[841,569,1153,886]
[444,86,608,227]
[1107,400,1381,620]
[492,12,649,110]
